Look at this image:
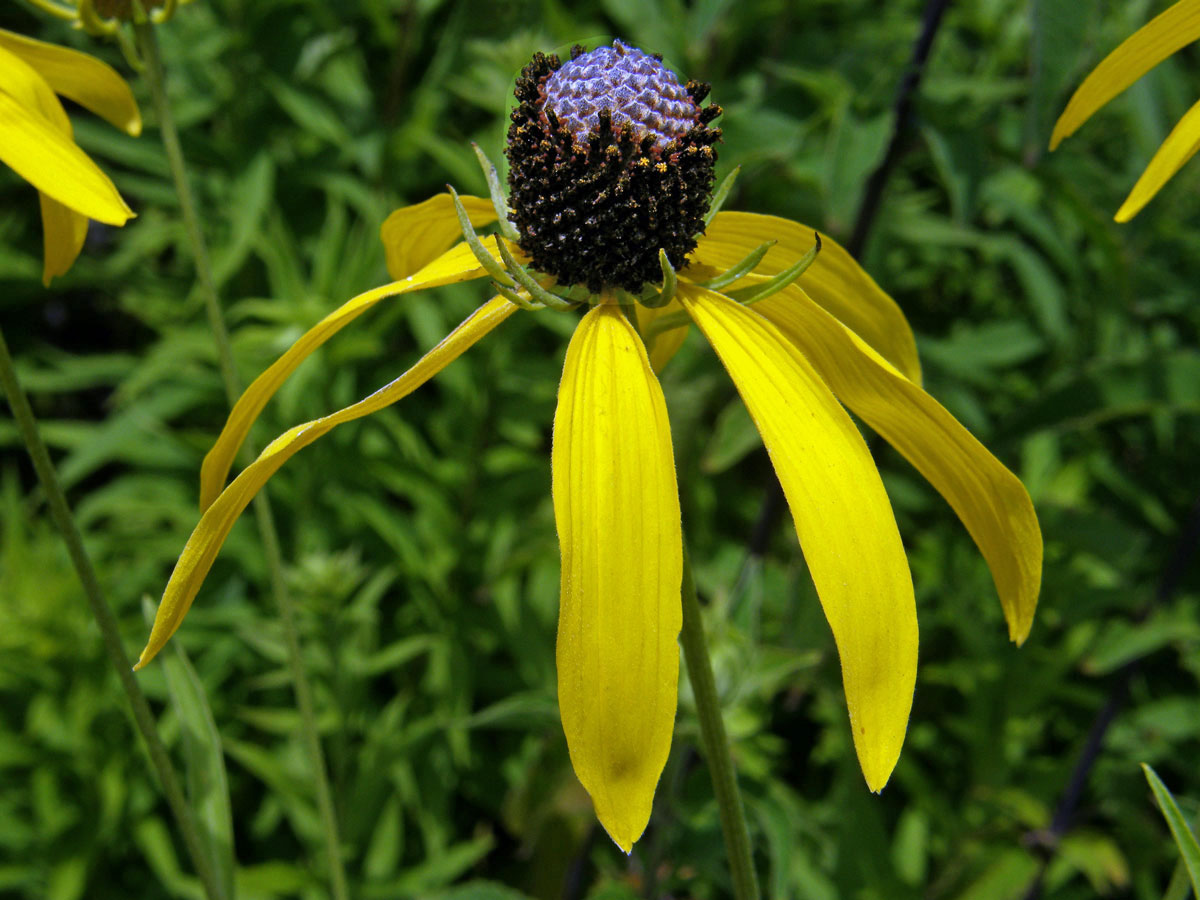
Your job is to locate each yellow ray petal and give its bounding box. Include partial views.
[678,284,916,790]
[755,289,1042,644]
[138,295,518,670]
[0,90,132,225]
[635,299,689,373]
[381,192,498,279]
[1050,0,1200,149]
[695,211,922,385]
[0,43,70,129]
[1115,96,1200,221]
[1,46,127,276]
[0,28,141,136]
[199,240,501,509]
[39,191,88,285]
[553,305,682,852]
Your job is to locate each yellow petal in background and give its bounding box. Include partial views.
[199,240,501,509]
[0,28,141,136]
[0,43,130,278]
[0,90,133,225]
[139,295,518,670]
[553,305,682,852]
[678,284,916,790]
[38,191,88,285]
[1050,0,1200,149]
[381,192,498,279]
[696,211,922,385]
[1115,97,1200,221]
[755,289,1042,644]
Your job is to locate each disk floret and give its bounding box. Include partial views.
[505,41,722,293]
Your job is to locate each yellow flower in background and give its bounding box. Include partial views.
[1051,0,1200,221]
[0,28,139,283]
[136,42,1042,851]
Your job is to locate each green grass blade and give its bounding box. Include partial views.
[1142,764,1200,897]
[145,598,237,900]
[1163,862,1191,900]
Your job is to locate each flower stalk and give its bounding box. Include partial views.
[679,545,760,900]
[0,326,223,900]
[133,21,349,900]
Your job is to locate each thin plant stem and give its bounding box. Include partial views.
[679,545,760,900]
[0,327,222,900]
[134,22,349,900]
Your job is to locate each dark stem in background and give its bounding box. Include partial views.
[747,0,953,559]
[1020,495,1200,900]
[845,0,952,259]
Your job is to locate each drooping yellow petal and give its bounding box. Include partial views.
[635,299,689,373]
[0,90,132,225]
[199,239,504,509]
[678,284,916,790]
[1050,0,1200,149]
[755,288,1042,644]
[1115,96,1200,221]
[0,28,141,136]
[553,305,682,852]
[381,192,498,279]
[39,192,88,285]
[138,295,518,670]
[694,212,922,385]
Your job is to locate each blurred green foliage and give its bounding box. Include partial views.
[1,0,1199,898]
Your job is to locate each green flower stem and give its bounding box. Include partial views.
[679,545,760,900]
[0,327,222,900]
[134,22,349,900]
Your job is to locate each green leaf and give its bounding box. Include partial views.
[211,152,275,291]
[701,396,761,474]
[1082,604,1200,675]
[951,848,1039,900]
[1142,764,1200,896]
[264,73,353,148]
[428,881,535,900]
[920,320,1046,385]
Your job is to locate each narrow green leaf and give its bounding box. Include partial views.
[701,396,760,474]
[211,152,275,290]
[471,142,519,241]
[493,237,575,311]
[699,240,775,290]
[448,185,514,286]
[725,232,821,306]
[1142,764,1200,896]
[704,164,741,226]
[144,598,236,900]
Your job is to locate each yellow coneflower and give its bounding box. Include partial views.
[0,27,138,283]
[137,41,1042,852]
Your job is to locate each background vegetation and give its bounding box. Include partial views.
[2,0,1199,897]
